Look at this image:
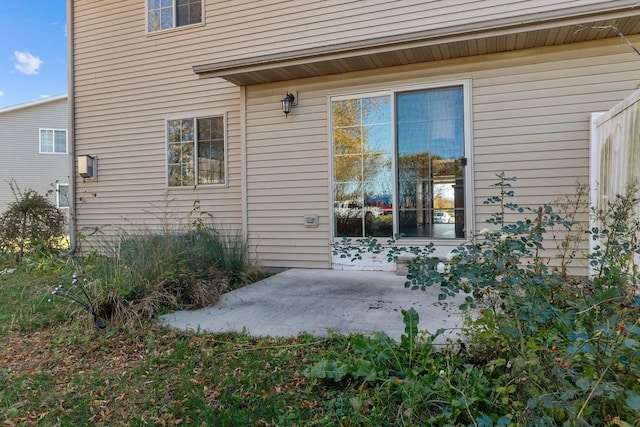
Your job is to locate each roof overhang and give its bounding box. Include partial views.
[193,4,640,86]
[0,94,68,114]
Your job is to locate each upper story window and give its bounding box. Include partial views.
[147,0,203,33]
[39,129,67,154]
[167,115,226,187]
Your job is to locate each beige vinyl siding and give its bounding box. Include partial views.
[0,97,68,212]
[196,0,633,60]
[74,2,636,72]
[73,1,640,270]
[244,87,330,268]
[73,1,242,246]
[245,36,640,270]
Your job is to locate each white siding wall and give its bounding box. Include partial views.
[0,97,68,212]
[245,37,640,270]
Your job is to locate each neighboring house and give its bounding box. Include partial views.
[69,1,640,273]
[0,95,69,214]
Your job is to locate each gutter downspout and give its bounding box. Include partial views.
[66,0,77,256]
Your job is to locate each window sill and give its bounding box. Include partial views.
[146,21,205,37]
[166,183,228,190]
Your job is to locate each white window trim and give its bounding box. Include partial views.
[145,0,205,35]
[56,183,70,209]
[164,112,228,189]
[328,79,474,248]
[39,128,68,154]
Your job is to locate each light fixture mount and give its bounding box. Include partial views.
[281,92,297,117]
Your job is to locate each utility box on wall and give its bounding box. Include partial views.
[78,155,95,179]
[303,214,319,228]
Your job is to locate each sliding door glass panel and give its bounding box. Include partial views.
[332,95,392,237]
[396,86,465,238]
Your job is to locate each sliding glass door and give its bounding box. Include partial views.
[331,83,468,240]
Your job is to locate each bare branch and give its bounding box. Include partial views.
[589,24,640,57]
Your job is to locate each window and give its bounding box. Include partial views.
[331,82,469,240]
[56,183,70,209]
[167,115,226,187]
[147,0,202,32]
[39,129,67,154]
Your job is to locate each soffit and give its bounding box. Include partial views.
[193,9,640,86]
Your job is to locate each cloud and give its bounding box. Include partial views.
[0,91,4,97]
[13,51,43,75]
[39,94,51,99]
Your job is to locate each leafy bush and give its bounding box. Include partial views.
[0,188,67,265]
[319,174,640,425]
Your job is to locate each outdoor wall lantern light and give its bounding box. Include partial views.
[281,92,297,117]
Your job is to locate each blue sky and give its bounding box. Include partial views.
[0,0,67,109]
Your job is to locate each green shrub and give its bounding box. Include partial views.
[0,188,67,265]
[323,174,640,425]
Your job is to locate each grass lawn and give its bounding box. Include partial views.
[0,266,395,426]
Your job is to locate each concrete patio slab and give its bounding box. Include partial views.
[160,268,469,342]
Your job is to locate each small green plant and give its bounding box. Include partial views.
[306,308,459,425]
[589,180,640,292]
[306,308,441,383]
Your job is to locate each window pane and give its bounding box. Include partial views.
[57,184,70,208]
[364,123,390,153]
[160,8,173,29]
[41,130,52,152]
[364,182,392,237]
[148,10,161,31]
[177,0,202,26]
[333,127,361,155]
[40,129,53,152]
[333,185,364,238]
[363,153,391,182]
[197,116,224,184]
[332,99,361,127]
[362,97,391,124]
[333,155,361,184]
[181,119,194,141]
[167,120,181,142]
[54,130,67,153]
[167,119,194,186]
[332,95,391,237]
[396,86,465,238]
[168,143,181,164]
[147,0,173,31]
[168,164,194,187]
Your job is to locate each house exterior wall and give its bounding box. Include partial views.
[0,96,69,213]
[244,37,640,269]
[71,0,640,271]
[167,0,637,61]
[72,1,243,240]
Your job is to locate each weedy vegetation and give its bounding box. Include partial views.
[1,177,639,426]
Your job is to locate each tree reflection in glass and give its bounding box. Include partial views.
[397,87,465,239]
[332,96,392,237]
